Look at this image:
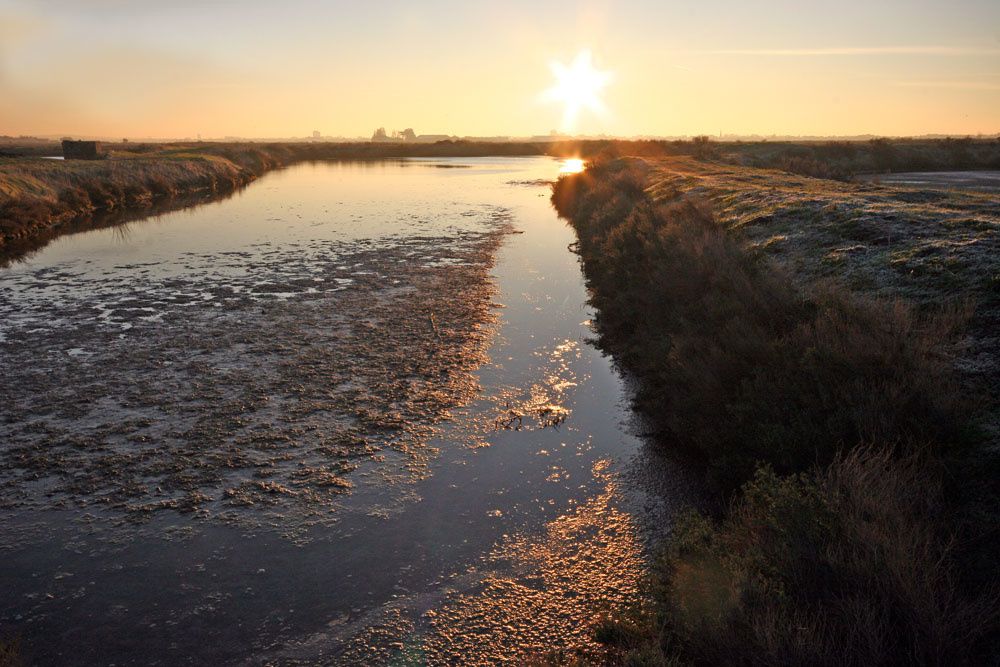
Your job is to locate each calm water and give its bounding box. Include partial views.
[0,158,694,665]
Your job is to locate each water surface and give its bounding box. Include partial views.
[0,157,693,665]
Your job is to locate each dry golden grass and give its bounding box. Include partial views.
[0,144,294,248]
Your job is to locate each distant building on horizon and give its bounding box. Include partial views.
[61,139,105,160]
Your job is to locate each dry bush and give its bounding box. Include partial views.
[0,637,23,667]
[632,450,999,667]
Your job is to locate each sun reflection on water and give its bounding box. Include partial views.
[417,458,646,663]
[559,158,586,174]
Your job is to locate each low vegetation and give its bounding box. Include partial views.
[598,449,997,666]
[551,157,999,665]
[0,637,22,667]
[553,158,969,486]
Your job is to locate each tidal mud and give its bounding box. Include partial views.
[0,223,509,537]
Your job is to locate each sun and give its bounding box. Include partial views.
[542,50,612,132]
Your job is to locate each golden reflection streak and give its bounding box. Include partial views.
[419,459,646,664]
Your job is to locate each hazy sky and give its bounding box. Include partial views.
[1,0,998,138]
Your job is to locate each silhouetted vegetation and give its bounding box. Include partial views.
[0,636,23,667]
[597,449,998,666]
[551,158,999,665]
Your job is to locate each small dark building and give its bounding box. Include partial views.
[62,140,105,160]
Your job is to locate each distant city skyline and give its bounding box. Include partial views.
[1,0,998,138]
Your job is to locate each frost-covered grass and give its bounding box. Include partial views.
[551,156,1000,665]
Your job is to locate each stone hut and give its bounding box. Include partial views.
[62,140,105,160]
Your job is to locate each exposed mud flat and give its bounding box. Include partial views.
[0,217,512,539]
[273,462,645,665]
[0,157,695,665]
[246,448,697,667]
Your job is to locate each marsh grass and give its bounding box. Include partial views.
[554,158,970,487]
[0,637,22,667]
[598,450,999,666]
[0,145,288,246]
[551,157,998,665]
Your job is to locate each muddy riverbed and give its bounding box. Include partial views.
[0,157,695,665]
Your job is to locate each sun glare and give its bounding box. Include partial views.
[542,50,612,132]
[559,158,586,174]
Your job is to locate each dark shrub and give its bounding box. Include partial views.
[625,450,999,667]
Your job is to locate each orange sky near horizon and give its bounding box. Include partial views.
[1,0,998,139]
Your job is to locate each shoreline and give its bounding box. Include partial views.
[0,142,548,254]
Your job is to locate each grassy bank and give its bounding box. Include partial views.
[0,144,293,249]
[0,141,553,251]
[551,157,999,665]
